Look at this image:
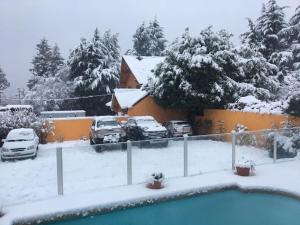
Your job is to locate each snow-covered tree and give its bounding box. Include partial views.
[28,38,52,89]
[132,18,167,56]
[50,44,64,77]
[242,0,287,59]
[23,66,74,113]
[0,67,10,91]
[68,28,120,115]
[145,27,239,113]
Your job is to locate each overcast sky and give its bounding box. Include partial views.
[0,0,298,96]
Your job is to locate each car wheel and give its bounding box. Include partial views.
[31,151,37,160]
[1,157,5,162]
[161,140,169,148]
[90,137,95,145]
[121,142,127,150]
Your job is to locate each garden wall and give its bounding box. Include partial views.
[195,109,300,134]
[46,116,128,142]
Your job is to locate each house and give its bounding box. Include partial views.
[110,55,187,123]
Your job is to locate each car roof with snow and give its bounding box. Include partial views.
[93,116,116,121]
[6,128,35,140]
[130,116,156,121]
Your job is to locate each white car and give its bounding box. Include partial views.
[1,128,39,161]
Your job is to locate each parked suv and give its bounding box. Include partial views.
[89,116,127,151]
[124,116,168,147]
[164,120,192,137]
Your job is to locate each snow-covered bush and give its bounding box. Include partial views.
[267,126,299,159]
[0,111,53,145]
[286,92,300,116]
[234,124,257,146]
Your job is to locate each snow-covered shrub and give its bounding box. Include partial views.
[286,92,300,116]
[267,126,299,159]
[0,111,53,144]
[234,124,257,146]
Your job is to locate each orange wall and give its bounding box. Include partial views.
[196,109,300,134]
[47,118,93,142]
[128,96,187,123]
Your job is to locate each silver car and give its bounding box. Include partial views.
[1,128,39,161]
[164,120,192,137]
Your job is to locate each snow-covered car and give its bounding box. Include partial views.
[124,116,168,147]
[89,116,127,147]
[1,128,39,161]
[164,120,192,137]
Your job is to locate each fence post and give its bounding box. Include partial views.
[232,131,236,170]
[184,134,188,177]
[127,140,132,185]
[56,147,63,195]
[273,131,277,163]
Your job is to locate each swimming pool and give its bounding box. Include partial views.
[42,190,300,225]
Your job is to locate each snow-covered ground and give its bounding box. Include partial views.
[1,160,300,225]
[0,139,275,207]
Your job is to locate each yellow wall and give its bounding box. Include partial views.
[196,109,300,134]
[128,96,187,123]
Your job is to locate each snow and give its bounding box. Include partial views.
[41,110,86,114]
[0,138,278,208]
[123,55,165,84]
[5,128,35,141]
[114,88,148,109]
[1,154,299,225]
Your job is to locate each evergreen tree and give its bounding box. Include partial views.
[68,28,120,115]
[132,18,167,56]
[133,22,151,56]
[145,27,239,113]
[0,67,10,91]
[50,44,64,77]
[28,38,52,89]
[257,0,287,58]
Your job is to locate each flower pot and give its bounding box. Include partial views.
[147,180,163,189]
[236,166,250,176]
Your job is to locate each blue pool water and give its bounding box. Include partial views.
[44,190,300,225]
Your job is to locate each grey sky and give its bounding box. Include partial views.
[0,0,298,96]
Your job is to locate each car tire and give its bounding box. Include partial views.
[161,140,169,148]
[1,157,5,162]
[31,151,37,160]
[90,137,95,145]
[121,142,127,150]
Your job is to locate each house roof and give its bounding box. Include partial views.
[114,88,148,109]
[122,55,165,84]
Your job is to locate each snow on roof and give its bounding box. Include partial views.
[114,88,148,109]
[123,55,165,84]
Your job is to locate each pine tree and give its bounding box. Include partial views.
[50,44,64,77]
[28,38,53,89]
[257,0,287,58]
[0,67,10,91]
[132,18,167,56]
[68,28,120,115]
[133,22,151,56]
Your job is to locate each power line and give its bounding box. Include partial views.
[1,93,113,102]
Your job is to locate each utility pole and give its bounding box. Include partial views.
[17,88,21,104]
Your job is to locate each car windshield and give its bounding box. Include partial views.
[97,120,118,127]
[6,131,34,142]
[136,119,156,125]
[174,121,188,125]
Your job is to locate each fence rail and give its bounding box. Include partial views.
[53,127,300,196]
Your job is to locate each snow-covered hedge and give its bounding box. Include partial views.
[0,111,52,145]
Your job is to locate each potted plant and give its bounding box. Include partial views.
[235,159,255,176]
[147,172,164,189]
